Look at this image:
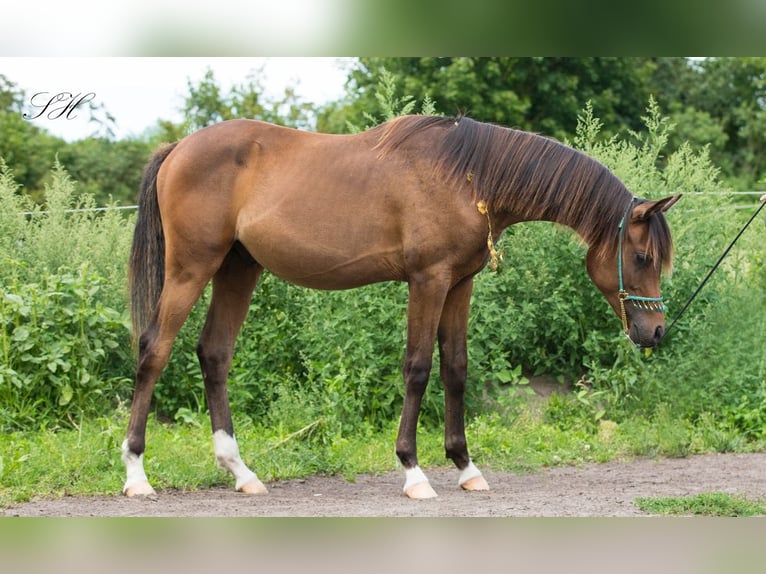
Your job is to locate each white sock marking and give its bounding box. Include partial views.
[458,460,483,486]
[403,465,430,493]
[213,430,259,491]
[121,439,151,493]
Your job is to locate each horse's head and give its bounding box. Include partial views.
[587,195,681,348]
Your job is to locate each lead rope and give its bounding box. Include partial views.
[665,200,766,338]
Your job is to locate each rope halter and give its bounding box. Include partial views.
[617,199,667,335]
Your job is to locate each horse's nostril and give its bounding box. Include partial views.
[654,325,665,342]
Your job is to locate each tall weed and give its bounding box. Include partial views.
[0,160,133,309]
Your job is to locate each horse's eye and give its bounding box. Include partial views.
[634,252,652,267]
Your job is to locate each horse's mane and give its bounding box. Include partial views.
[374,115,672,268]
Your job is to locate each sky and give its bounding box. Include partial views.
[0,57,355,141]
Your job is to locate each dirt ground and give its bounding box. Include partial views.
[5,452,766,517]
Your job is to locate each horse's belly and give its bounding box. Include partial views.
[234,191,409,289]
[240,233,405,290]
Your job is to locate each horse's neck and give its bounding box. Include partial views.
[491,202,583,236]
[491,190,621,250]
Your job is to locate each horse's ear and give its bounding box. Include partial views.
[632,194,682,221]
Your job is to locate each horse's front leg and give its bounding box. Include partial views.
[438,277,489,492]
[396,276,450,499]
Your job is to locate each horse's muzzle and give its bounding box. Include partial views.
[629,323,665,348]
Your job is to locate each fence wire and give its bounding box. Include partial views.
[16,191,766,216]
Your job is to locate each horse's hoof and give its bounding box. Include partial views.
[460,475,490,492]
[123,481,156,498]
[238,478,268,495]
[405,481,438,499]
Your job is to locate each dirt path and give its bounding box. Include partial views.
[5,452,766,517]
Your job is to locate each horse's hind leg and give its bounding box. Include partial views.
[123,273,212,497]
[438,277,489,492]
[196,248,266,494]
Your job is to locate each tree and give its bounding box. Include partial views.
[685,58,766,189]
[0,74,65,200]
[179,67,317,134]
[56,137,152,205]
[319,57,657,141]
[0,74,23,112]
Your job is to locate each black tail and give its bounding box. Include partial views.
[128,142,178,344]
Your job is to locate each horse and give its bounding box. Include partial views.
[122,114,680,499]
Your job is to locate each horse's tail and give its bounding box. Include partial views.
[129,142,178,345]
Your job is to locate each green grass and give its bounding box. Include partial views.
[0,408,407,507]
[2,397,764,509]
[635,493,766,517]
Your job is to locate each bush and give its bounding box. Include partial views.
[0,267,132,430]
[0,159,134,430]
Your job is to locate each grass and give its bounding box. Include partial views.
[635,493,766,517]
[0,408,406,507]
[2,396,765,509]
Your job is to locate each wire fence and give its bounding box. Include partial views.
[662,191,764,213]
[20,205,139,216]
[642,191,765,211]
[15,191,766,216]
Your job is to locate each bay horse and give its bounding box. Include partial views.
[123,115,680,499]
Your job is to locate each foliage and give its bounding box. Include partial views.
[0,268,132,430]
[0,159,133,306]
[5,58,766,206]
[56,137,151,206]
[0,159,134,430]
[0,66,319,207]
[561,99,764,436]
[344,68,437,132]
[172,67,317,136]
[679,57,766,189]
[0,74,133,204]
[323,58,655,142]
[470,222,607,380]
[635,492,766,517]
[0,109,65,201]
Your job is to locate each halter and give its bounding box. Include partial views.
[617,198,667,335]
